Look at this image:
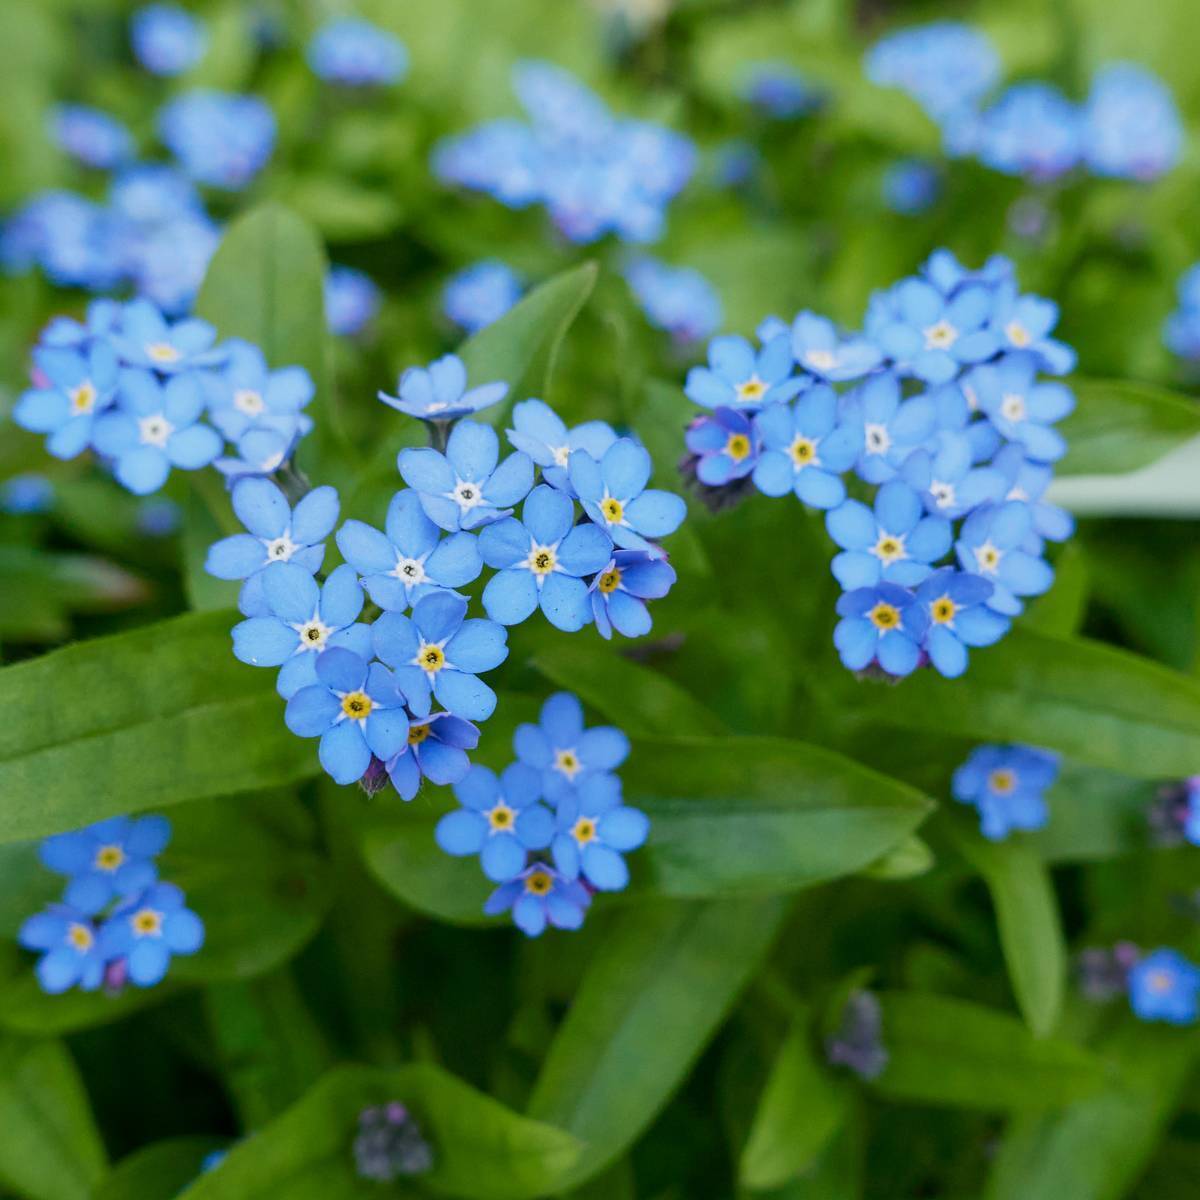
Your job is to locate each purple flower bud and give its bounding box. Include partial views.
[825,989,888,1080]
[353,1102,433,1181]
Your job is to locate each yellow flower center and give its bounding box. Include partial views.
[789,436,817,468]
[736,376,767,404]
[67,923,94,951]
[873,534,906,564]
[487,803,515,831]
[408,723,431,746]
[69,381,97,414]
[597,568,622,595]
[530,546,557,575]
[572,817,597,845]
[1005,320,1031,348]
[868,602,900,630]
[1148,969,1174,994]
[974,542,1001,573]
[923,319,958,350]
[525,869,553,895]
[417,643,446,673]
[725,433,752,461]
[341,691,373,720]
[601,497,624,524]
[131,908,163,937]
[988,768,1017,795]
[146,342,181,364]
[554,748,581,780]
[931,596,957,625]
[94,844,126,872]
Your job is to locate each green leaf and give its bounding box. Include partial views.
[623,737,934,897]
[839,627,1200,778]
[529,897,789,1188]
[1057,379,1200,476]
[984,1022,1200,1200]
[859,835,935,881]
[872,993,1103,1110]
[178,1063,581,1200]
[0,610,315,843]
[1028,765,1154,863]
[740,1007,849,1190]
[94,1139,228,1200]
[0,1035,106,1200]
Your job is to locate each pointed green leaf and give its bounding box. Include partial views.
[95,1139,228,1200]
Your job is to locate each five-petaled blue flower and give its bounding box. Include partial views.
[951,744,1058,840]
[901,430,1005,519]
[14,341,119,460]
[987,282,1075,375]
[479,484,614,632]
[841,371,937,485]
[204,338,315,443]
[914,567,1007,679]
[966,353,1074,462]
[111,299,225,373]
[955,501,1053,616]
[790,312,882,382]
[381,354,508,423]
[98,882,205,987]
[685,408,759,486]
[685,333,804,410]
[399,420,533,531]
[514,692,629,806]
[590,550,676,640]
[336,489,482,613]
[833,582,928,677]
[569,438,686,555]
[506,399,618,494]
[551,772,649,891]
[385,711,479,801]
[284,648,410,785]
[991,445,1075,545]
[483,863,591,937]
[372,592,507,721]
[19,905,107,994]
[435,762,554,882]
[1128,949,1200,1026]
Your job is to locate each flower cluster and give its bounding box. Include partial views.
[866,23,1181,183]
[951,744,1059,840]
[437,693,649,935]
[13,297,316,494]
[624,256,723,345]
[307,18,408,87]
[18,815,204,993]
[442,261,523,334]
[1164,265,1200,362]
[131,3,208,76]
[1079,943,1200,1026]
[207,352,682,801]
[433,60,695,244]
[682,249,1076,679]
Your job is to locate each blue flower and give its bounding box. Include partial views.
[98,882,205,987]
[752,387,863,509]
[966,353,1074,463]
[1128,949,1200,1025]
[1,191,127,291]
[479,484,614,631]
[205,478,340,617]
[914,567,1007,678]
[790,312,882,382]
[569,438,686,554]
[232,562,372,698]
[975,83,1082,181]
[380,354,508,423]
[685,332,803,411]
[138,497,182,537]
[484,864,591,937]
[920,249,1013,297]
[39,815,171,916]
[398,421,534,532]
[384,712,479,801]
[40,299,122,349]
[506,398,617,493]
[285,649,411,785]
[991,444,1074,545]
[0,473,54,515]
[131,4,207,76]
[685,408,759,486]
[882,159,941,215]
[372,591,508,721]
[900,430,1005,518]
[202,339,314,442]
[951,744,1058,840]
[834,582,928,677]
[336,488,482,612]
[19,905,108,994]
[514,692,629,806]
[214,423,304,482]
[326,266,380,337]
[955,501,1053,616]
[551,772,649,890]
[435,763,554,882]
[307,18,408,87]
[624,257,722,345]
[742,62,822,119]
[111,298,226,373]
[432,119,543,208]
[13,341,119,460]
[1083,63,1181,182]
[826,481,952,590]
[125,210,221,317]
[51,105,134,170]
[442,262,523,334]
[590,550,676,640]
[841,371,937,485]
[1165,264,1200,360]
[158,90,276,190]
[109,164,203,227]
[985,283,1077,375]
[91,369,221,495]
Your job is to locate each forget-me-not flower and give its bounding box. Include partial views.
[380,355,507,423]
[685,333,803,411]
[98,882,205,987]
[325,266,380,337]
[914,567,1007,678]
[986,282,1077,375]
[484,864,591,937]
[51,105,134,170]
[514,691,629,806]
[1128,949,1200,1025]
[442,261,522,334]
[952,744,1058,840]
[991,444,1074,545]
[624,257,723,344]
[967,353,1074,462]
[1083,63,1182,182]
[19,905,107,994]
[833,582,928,677]
[551,772,649,890]
[975,83,1082,181]
[131,4,208,75]
[901,429,1005,519]
[790,312,882,382]
[307,18,408,87]
[506,398,617,493]
[158,90,276,189]
[111,299,225,373]
[204,339,314,442]
[840,371,937,485]
[385,711,479,801]
[685,408,760,486]
[14,341,119,460]
[590,550,676,640]
[955,500,1053,615]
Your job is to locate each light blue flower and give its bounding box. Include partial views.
[131,4,207,76]
[991,444,1074,545]
[51,105,134,170]
[551,772,648,890]
[833,582,928,677]
[40,299,122,349]
[1083,63,1182,182]
[214,422,305,482]
[158,90,276,189]
[435,763,553,883]
[109,165,202,227]
[19,905,108,994]
[39,815,171,916]
[840,371,937,485]
[914,567,1007,678]
[1128,949,1200,1025]
[514,692,629,807]
[742,62,822,119]
[232,562,372,698]
[506,398,617,493]
[624,257,722,345]
[478,484,614,631]
[790,312,882,382]
[307,18,408,87]
[1164,264,1200,360]
[111,298,225,373]
[568,438,686,554]
[966,353,1074,462]
[384,712,479,801]
[92,369,222,495]
[975,83,1082,181]
[955,500,1054,616]
[882,159,940,215]
[590,550,676,640]
[0,474,54,515]
[483,864,592,937]
[900,429,1005,518]
[826,480,952,590]
[380,354,508,423]
[685,408,759,486]
[372,592,508,721]
[920,249,1014,298]
[1,191,127,291]
[985,282,1077,375]
[398,420,533,531]
[205,477,339,617]
[14,341,119,460]
[753,386,863,509]
[685,332,802,411]
[325,266,380,337]
[951,744,1058,840]
[98,882,205,987]
[432,119,543,208]
[125,210,221,317]
[203,339,314,442]
[284,648,410,785]
[442,262,522,334]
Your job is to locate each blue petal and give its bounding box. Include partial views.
[436,809,487,855]
[319,721,371,785]
[483,569,540,626]
[434,670,497,721]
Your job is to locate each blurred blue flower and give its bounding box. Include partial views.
[436,763,553,882]
[882,159,940,215]
[975,83,1082,181]
[790,312,882,382]
[384,711,479,800]
[112,298,225,373]
[0,473,54,515]
[307,18,408,87]
[624,257,722,344]
[551,771,648,890]
[131,4,207,76]
[514,691,629,806]
[833,582,928,677]
[914,567,1007,678]
[109,165,204,225]
[336,488,482,612]
[2,191,128,290]
[40,299,122,349]
[432,119,542,208]
[380,354,507,422]
[484,863,591,936]
[506,398,617,493]
[19,905,107,994]
[137,496,182,537]
[1128,949,1200,1025]
[158,90,276,189]
[479,484,614,631]
[742,62,822,119]
[952,744,1058,840]
[590,549,676,640]
[204,339,314,442]
[685,332,802,411]
[98,882,204,987]
[51,105,134,170]
[125,211,220,316]
[841,372,936,485]
[1164,263,1200,361]
[442,261,522,333]
[325,266,380,336]
[14,341,119,460]
[955,500,1053,615]
[1083,63,1181,181]
[685,407,759,486]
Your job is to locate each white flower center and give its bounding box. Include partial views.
[138,414,174,448]
[1005,320,1032,348]
[1000,393,1026,422]
[523,542,559,579]
[864,423,891,455]
[146,342,181,365]
[871,532,907,564]
[234,388,265,416]
[551,444,571,468]
[974,541,1002,574]
[930,480,956,509]
[265,533,298,562]
[451,479,484,511]
[923,319,958,350]
[1007,485,1028,502]
[391,556,427,585]
[69,380,97,414]
[294,615,333,652]
[805,349,837,372]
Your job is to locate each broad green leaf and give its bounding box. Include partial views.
[529,897,789,1188]
[740,1007,848,1190]
[0,1036,106,1200]
[1020,542,1088,638]
[840,627,1200,778]
[1029,766,1154,863]
[0,610,315,843]
[94,1139,228,1200]
[859,835,935,881]
[1057,379,1200,476]
[872,993,1103,1110]
[178,1063,581,1200]
[985,1022,1200,1200]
